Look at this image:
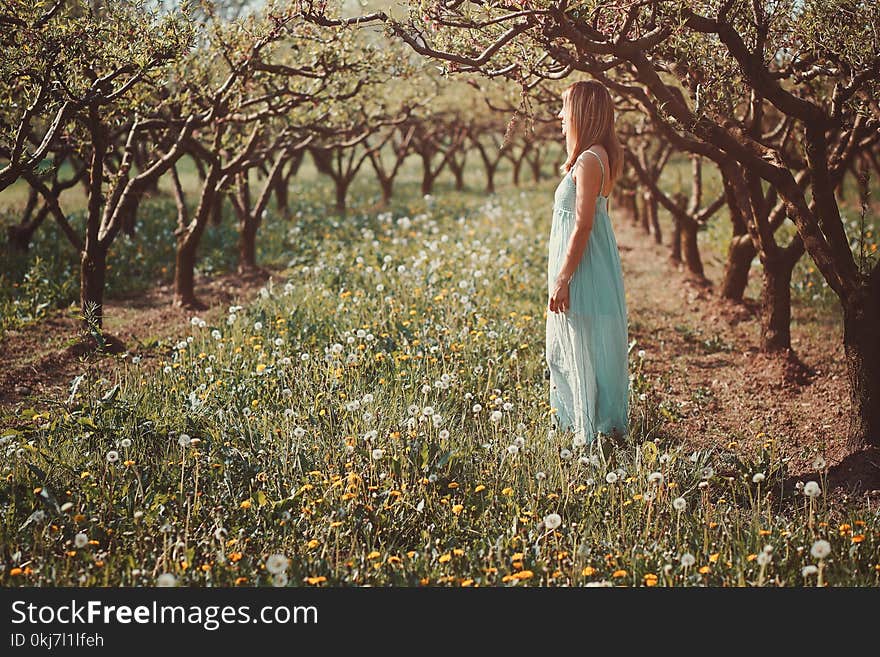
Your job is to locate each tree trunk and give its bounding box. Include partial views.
[530,157,542,183]
[274,175,289,218]
[80,244,107,330]
[720,234,756,301]
[512,158,522,186]
[174,237,199,308]
[842,278,880,451]
[649,195,662,244]
[669,219,682,263]
[641,190,653,235]
[485,164,496,194]
[379,177,393,206]
[681,219,705,279]
[238,217,259,273]
[759,253,796,352]
[335,179,349,215]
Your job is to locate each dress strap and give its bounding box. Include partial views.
[580,148,606,197]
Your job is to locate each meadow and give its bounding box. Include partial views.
[1,154,879,588]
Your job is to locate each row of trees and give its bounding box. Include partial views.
[1,1,571,313]
[294,0,880,453]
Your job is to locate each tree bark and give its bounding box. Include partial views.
[758,237,803,352]
[842,275,880,451]
[681,217,705,279]
[79,243,108,329]
[720,234,756,301]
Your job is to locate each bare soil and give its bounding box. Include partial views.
[0,268,278,410]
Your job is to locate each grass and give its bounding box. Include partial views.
[2,172,879,587]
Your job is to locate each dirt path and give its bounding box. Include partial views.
[0,268,278,412]
[611,213,875,491]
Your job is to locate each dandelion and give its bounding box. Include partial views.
[472,403,483,413]
[157,573,177,587]
[680,553,696,568]
[544,513,562,530]
[439,429,450,440]
[106,450,120,463]
[605,472,619,484]
[700,466,714,480]
[272,572,288,587]
[637,350,646,359]
[810,540,831,559]
[812,455,826,470]
[74,533,89,549]
[672,497,687,512]
[513,436,525,448]
[803,481,821,498]
[647,472,664,485]
[371,448,385,461]
[756,552,772,567]
[802,565,818,577]
[422,406,435,417]
[120,438,132,448]
[490,410,503,423]
[536,472,546,482]
[265,554,289,575]
[572,434,587,448]
[560,448,572,461]
[178,434,191,448]
[507,445,519,456]
[752,473,765,484]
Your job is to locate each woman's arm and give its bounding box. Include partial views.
[556,155,602,284]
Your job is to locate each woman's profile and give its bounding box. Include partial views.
[546,79,630,446]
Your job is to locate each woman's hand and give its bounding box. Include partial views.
[549,277,571,314]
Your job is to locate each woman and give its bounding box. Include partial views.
[546,79,629,446]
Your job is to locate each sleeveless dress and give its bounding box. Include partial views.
[546,148,629,444]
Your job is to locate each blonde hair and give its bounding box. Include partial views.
[560,80,623,188]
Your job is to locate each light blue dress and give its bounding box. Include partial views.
[546,148,629,444]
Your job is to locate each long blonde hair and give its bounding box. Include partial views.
[560,80,623,187]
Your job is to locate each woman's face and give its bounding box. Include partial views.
[557,99,568,137]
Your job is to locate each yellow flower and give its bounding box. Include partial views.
[438,553,452,563]
[852,534,866,543]
[698,566,710,574]
[229,552,243,563]
[461,579,474,587]
[643,573,658,586]
[474,485,486,493]
[452,504,464,515]
[255,363,266,373]
[367,551,381,560]
[759,529,771,536]
[501,487,513,496]
[709,553,720,563]
[307,539,320,549]
[453,548,465,556]
[239,500,252,509]
[447,482,459,489]
[746,554,757,562]
[513,570,534,580]
[581,566,597,576]
[306,576,327,585]
[612,569,627,578]
[234,577,248,585]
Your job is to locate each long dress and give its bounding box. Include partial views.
[546,148,629,445]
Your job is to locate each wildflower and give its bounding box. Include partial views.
[74,533,89,549]
[178,434,191,448]
[756,552,772,566]
[371,449,385,460]
[560,448,572,461]
[802,565,818,577]
[810,540,831,559]
[605,472,619,484]
[544,513,562,530]
[265,554,289,575]
[272,572,288,587]
[490,410,503,423]
[157,573,177,587]
[572,434,587,448]
[680,553,696,568]
[612,569,627,578]
[120,438,132,448]
[752,473,765,484]
[672,497,687,512]
[439,429,450,440]
[536,472,546,482]
[507,445,519,455]
[647,472,664,485]
[106,450,120,463]
[452,504,464,515]
[513,436,525,448]
[812,455,826,470]
[637,350,646,359]
[643,573,658,586]
[700,466,714,480]
[803,481,822,498]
